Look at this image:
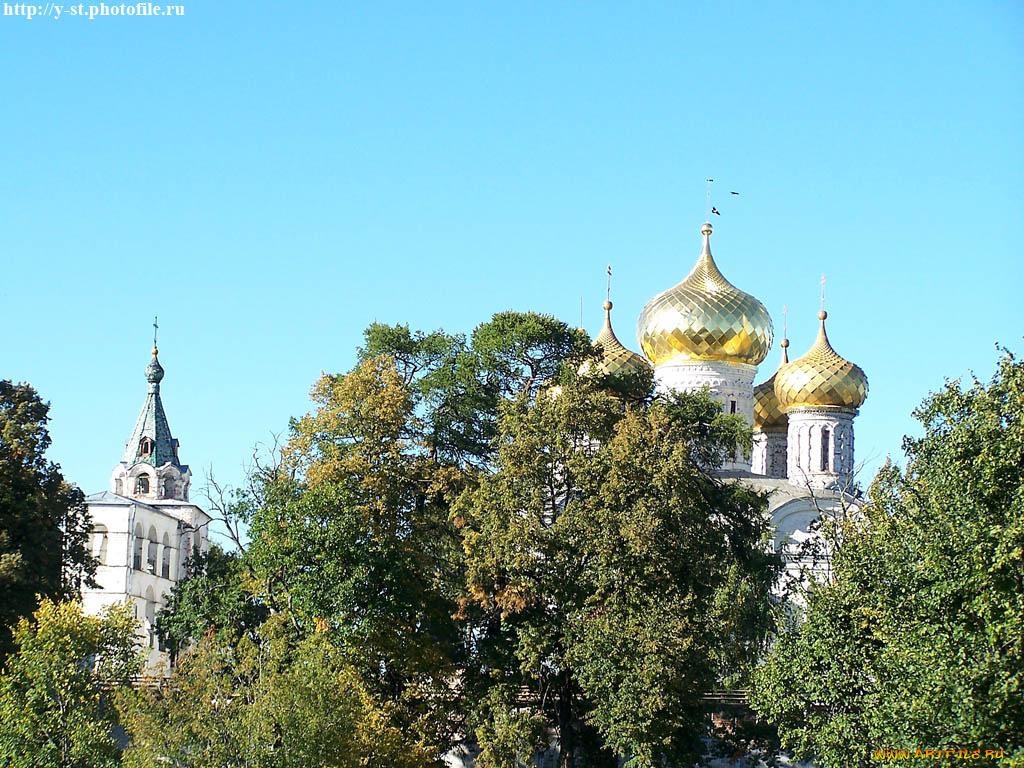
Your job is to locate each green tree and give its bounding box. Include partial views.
[122,614,434,768]
[359,322,494,465]
[156,544,268,660]
[151,310,775,766]
[0,381,95,659]
[751,349,1024,767]
[232,312,593,757]
[358,312,594,466]
[243,354,465,758]
[457,370,778,768]
[0,599,139,768]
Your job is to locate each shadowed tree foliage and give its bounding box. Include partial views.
[751,349,1024,768]
[155,544,269,661]
[456,369,779,768]
[122,613,434,768]
[0,599,139,768]
[0,381,95,660]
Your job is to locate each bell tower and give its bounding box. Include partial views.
[110,322,192,502]
[85,321,211,672]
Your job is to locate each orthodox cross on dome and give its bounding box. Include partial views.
[153,316,159,352]
[606,264,612,303]
[705,178,714,222]
[820,274,827,312]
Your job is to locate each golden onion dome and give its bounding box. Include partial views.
[753,338,789,430]
[775,311,868,411]
[581,300,651,377]
[637,222,773,366]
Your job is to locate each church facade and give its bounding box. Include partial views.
[594,220,869,572]
[82,342,210,670]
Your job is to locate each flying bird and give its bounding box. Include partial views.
[730,191,740,195]
[711,207,721,215]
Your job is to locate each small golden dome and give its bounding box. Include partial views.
[581,300,650,377]
[753,340,789,430]
[775,310,868,411]
[637,222,773,366]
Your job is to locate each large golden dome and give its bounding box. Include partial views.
[637,222,773,366]
[753,339,789,430]
[583,300,651,377]
[775,311,868,410]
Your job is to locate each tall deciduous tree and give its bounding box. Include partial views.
[152,310,778,766]
[0,381,95,659]
[456,369,778,768]
[358,312,594,466]
[751,349,1024,768]
[0,599,139,768]
[244,354,465,758]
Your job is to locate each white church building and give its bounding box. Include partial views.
[83,341,210,670]
[597,220,869,583]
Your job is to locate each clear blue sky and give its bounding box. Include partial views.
[2,1,1021,544]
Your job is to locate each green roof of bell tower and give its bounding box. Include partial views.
[122,344,186,471]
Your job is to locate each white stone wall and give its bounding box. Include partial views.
[767,490,862,601]
[785,408,856,491]
[84,497,210,672]
[654,360,758,471]
[752,427,787,478]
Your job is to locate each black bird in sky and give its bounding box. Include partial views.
[730,191,740,195]
[711,207,721,215]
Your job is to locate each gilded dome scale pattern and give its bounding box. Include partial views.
[585,300,650,376]
[637,223,773,366]
[774,311,868,410]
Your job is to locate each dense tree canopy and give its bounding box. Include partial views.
[152,311,778,767]
[0,381,95,660]
[123,613,434,768]
[751,349,1024,767]
[0,599,138,768]
[456,369,777,767]
[5,311,1020,767]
